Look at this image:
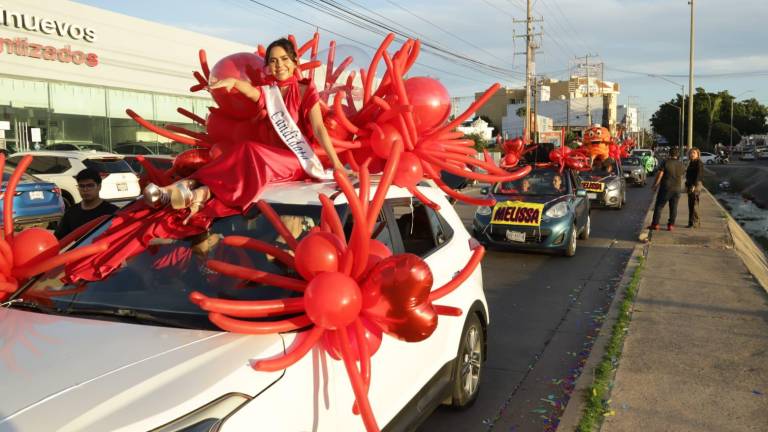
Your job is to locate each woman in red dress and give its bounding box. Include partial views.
[65,38,347,283]
[146,38,348,222]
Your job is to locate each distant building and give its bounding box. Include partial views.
[457,117,494,142]
[474,87,526,136]
[616,105,639,135]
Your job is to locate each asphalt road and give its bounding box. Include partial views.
[419,182,655,432]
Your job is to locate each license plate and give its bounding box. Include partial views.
[588,192,597,199]
[29,191,44,200]
[116,182,128,191]
[506,230,526,243]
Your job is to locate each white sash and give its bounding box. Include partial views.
[263,84,334,180]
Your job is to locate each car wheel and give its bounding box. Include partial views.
[62,193,75,208]
[563,224,577,257]
[579,213,591,240]
[450,313,484,409]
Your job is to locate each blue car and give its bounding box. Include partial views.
[473,166,590,257]
[0,164,65,229]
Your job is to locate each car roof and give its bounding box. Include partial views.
[259,178,418,206]
[11,150,125,159]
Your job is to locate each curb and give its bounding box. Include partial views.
[556,195,654,431]
[705,189,768,294]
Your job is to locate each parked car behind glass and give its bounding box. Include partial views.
[9,151,140,207]
[0,163,64,229]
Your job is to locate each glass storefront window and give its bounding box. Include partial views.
[0,75,213,154]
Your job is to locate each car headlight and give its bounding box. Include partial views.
[476,206,492,216]
[544,202,568,219]
[633,169,642,174]
[154,393,252,432]
[606,181,619,191]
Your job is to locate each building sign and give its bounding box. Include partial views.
[1,37,98,67]
[1,6,97,42]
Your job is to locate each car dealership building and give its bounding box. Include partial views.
[0,0,255,153]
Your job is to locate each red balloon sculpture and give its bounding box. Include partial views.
[110,32,526,432]
[0,155,109,302]
[190,162,484,431]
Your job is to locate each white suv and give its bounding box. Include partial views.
[1,180,488,431]
[8,151,141,206]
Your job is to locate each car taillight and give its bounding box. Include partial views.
[99,172,109,179]
[52,187,61,195]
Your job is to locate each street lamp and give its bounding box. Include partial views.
[730,90,754,150]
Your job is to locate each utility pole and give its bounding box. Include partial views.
[686,0,695,149]
[513,1,542,143]
[574,54,600,128]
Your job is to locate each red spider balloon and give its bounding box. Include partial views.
[0,155,109,302]
[123,32,531,212]
[189,158,484,432]
[500,137,536,167]
[549,146,591,172]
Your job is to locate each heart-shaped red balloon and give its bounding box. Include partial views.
[361,254,437,342]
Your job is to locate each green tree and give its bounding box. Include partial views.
[651,88,768,151]
[464,132,489,151]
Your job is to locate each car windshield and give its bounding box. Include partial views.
[17,203,342,330]
[84,158,133,174]
[624,157,641,166]
[582,160,619,178]
[493,168,568,196]
[155,146,175,155]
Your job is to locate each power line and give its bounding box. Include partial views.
[606,66,768,79]
[290,0,524,79]
[240,0,492,82]
[479,0,518,20]
[382,0,515,70]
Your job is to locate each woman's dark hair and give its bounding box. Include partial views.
[266,38,298,63]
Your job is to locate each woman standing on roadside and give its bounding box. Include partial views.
[686,147,704,228]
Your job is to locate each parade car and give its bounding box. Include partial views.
[579,158,627,209]
[0,180,488,432]
[620,156,647,186]
[473,166,590,257]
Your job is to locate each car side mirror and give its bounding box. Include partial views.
[576,189,587,197]
[480,187,490,195]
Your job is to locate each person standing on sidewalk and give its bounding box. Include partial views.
[685,147,704,228]
[650,147,685,231]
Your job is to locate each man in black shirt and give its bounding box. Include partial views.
[54,169,118,239]
[650,147,685,231]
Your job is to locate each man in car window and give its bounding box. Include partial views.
[552,174,564,193]
[54,169,118,239]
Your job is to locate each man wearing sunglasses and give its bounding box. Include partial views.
[54,168,118,239]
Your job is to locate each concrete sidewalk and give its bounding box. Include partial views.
[601,191,768,431]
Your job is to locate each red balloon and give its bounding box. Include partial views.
[322,317,383,360]
[209,52,265,120]
[325,115,353,141]
[403,77,451,133]
[502,137,525,155]
[361,254,437,342]
[294,231,343,280]
[393,152,423,188]
[501,153,520,167]
[12,228,59,268]
[368,123,403,159]
[304,272,362,330]
[172,148,211,177]
[363,239,392,276]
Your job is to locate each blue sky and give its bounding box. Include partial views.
[79,0,768,127]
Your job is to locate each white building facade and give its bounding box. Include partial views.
[0,0,256,152]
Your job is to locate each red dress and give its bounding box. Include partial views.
[65,79,323,283]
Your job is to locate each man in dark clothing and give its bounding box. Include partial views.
[685,148,704,228]
[650,147,685,231]
[54,169,118,239]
